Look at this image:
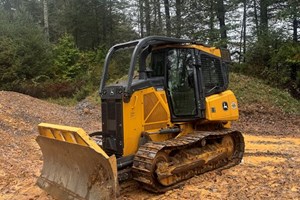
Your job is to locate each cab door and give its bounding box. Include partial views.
[166,48,198,120]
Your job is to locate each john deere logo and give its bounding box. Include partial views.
[222,102,228,111]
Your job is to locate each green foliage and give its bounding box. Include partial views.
[0,0,298,102]
[70,47,106,100]
[47,0,137,48]
[245,32,284,69]
[0,37,18,84]
[49,34,107,99]
[52,34,81,80]
[229,73,300,115]
[75,47,106,86]
[0,9,52,90]
[104,48,134,84]
[272,42,300,65]
[234,31,300,99]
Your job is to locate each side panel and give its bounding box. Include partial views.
[205,90,239,121]
[122,87,173,156]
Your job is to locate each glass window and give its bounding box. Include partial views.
[167,48,197,116]
[150,50,165,77]
[200,54,224,94]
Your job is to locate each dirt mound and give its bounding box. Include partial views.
[0,91,299,199]
[234,103,300,137]
[0,91,101,200]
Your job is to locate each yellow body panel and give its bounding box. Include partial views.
[122,87,174,156]
[122,88,239,156]
[154,44,221,57]
[192,44,221,57]
[205,90,239,121]
[38,123,109,158]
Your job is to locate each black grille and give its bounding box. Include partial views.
[101,98,123,157]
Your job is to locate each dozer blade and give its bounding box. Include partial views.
[36,123,118,200]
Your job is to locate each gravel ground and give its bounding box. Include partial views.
[0,91,299,200]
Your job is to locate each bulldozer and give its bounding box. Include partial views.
[36,36,245,199]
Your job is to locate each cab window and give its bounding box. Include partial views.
[200,53,224,95]
[150,50,165,77]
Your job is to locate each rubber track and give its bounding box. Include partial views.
[132,130,245,193]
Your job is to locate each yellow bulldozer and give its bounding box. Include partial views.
[36,36,245,199]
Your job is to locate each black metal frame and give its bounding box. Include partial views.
[99,36,191,98]
[163,48,204,121]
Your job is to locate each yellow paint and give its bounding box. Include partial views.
[38,123,109,158]
[122,87,175,156]
[122,88,240,156]
[38,90,241,158]
[120,44,236,156]
[37,123,118,195]
[175,123,195,138]
[205,90,239,121]
[154,44,222,57]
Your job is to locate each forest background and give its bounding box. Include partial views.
[0,0,299,100]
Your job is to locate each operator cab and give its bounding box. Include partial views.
[145,46,229,121]
[100,36,230,123]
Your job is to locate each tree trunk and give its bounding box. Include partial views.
[139,0,144,37]
[209,1,215,44]
[93,0,100,47]
[43,0,49,41]
[259,0,268,38]
[108,0,113,45]
[157,0,162,34]
[102,0,108,43]
[175,0,182,37]
[217,0,227,48]
[164,0,171,36]
[243,0,247,62]
[253,0,259,38]
[153,0,157,34]
[145,0,151,36]
[293,18,298,42]
[291,18,298,82]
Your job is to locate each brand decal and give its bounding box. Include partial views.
[222,102,228,111]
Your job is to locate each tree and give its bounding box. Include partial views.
[139,0,145,37]
[259,0,269,39]
[217,0,227,47]
[164,0,171,36]
[0,8,52,89]
[144,0,151,36]
[175,0,182,37]
[43,0,49,40]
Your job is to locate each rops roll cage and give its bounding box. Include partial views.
[99,36,192,98]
